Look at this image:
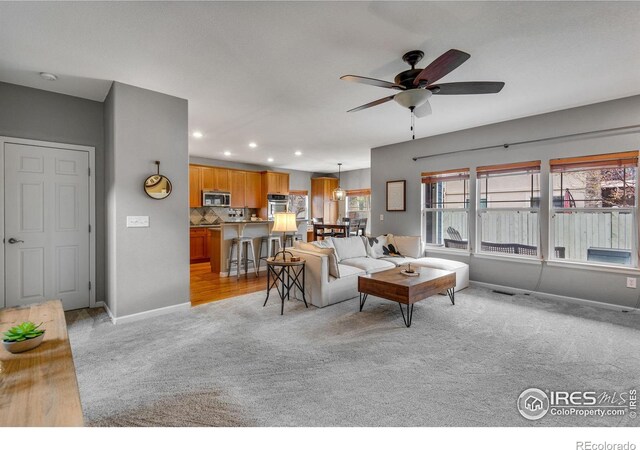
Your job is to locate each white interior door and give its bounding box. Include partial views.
[4,142,90,310]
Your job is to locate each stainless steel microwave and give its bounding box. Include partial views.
[202,191,231,207]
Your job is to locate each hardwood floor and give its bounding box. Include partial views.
[190,262,267,307]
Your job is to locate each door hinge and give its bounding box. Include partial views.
[89,224,91,233]
[88,167,91,176]
[88,281,92,291]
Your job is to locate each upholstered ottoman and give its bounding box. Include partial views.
[412,257,469,292]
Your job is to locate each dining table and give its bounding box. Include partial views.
[313,223,350,241]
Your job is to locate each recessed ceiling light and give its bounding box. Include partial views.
[294,150,302,156]
[192,131,203,139]
[267,157,274,163]
[249,142,257,148]
[223,151,231,156]
[39,72,58,81]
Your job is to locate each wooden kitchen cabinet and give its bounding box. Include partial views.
[245,171,262,208]
[190,164,263,208]
[311,177,338,223]
[200,167,214,190]
[229,170,246,208]
[262,171,289,195]
[190,228,209,263]
[213,167,229,191]
[201,167,229,191]
[189,166,202,207]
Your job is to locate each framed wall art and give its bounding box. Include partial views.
[386,180,406,211]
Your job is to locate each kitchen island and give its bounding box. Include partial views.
[208,220,308,276]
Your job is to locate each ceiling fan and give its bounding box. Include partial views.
[341,49,505,138]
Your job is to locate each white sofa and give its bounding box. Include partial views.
[291,235,469,308]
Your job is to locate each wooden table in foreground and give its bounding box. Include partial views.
[0,300,84,426]
[358,266,456,327]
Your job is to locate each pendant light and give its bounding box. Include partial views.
[332,163,346,202]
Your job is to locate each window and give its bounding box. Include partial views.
[550,151,638,267]
[421,169,470,249]
[288,191,309,220]
[477,161,541,257]
[346,189,371,234]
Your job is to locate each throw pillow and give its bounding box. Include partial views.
[365,234,402,258]
[390,235,423,259]
[297,241,340,278]
[329,236,368,261]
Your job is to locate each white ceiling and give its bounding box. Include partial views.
[1,1,640,172]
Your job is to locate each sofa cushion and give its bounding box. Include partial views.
[339,257,396,274]
[297,241,340,278]
[364,235,402,259]
[333,263,365,280]
[390,235,423,259]
[329,236,367,262]
[379,256,418,267]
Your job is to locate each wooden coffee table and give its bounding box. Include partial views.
[358,266,456,327]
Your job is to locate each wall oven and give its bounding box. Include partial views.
[267,194,288,219]
[202,191,231,207]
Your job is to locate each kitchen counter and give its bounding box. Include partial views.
[210,219,308,276]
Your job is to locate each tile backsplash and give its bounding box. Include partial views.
[189,207,258,225]
[189,207,225,225]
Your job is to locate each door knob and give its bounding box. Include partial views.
[7,238,24,244]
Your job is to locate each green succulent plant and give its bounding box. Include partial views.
[3,321,45,342]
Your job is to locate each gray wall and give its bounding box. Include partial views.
[0,82,107,303]
[105,82,189,318]
[189,156,311,192]
[371,94,640,309]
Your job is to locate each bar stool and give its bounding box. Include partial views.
[258,235,282,269]
[284,234,303,247]
[228,237,258,279]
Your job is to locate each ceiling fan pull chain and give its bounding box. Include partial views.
[410,107,415,140]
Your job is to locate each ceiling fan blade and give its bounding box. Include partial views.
[347,95,396,113]
[429,81,505,95]
[414,101,432,118]
[341,75,405,90]
[413,49,470,86]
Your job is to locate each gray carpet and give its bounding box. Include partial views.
[65,287,640,427]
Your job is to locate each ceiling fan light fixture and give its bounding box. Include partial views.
[393,89,432,109]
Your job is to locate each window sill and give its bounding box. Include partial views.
[546,259,640,275]
[424,247,471,257]
[472,252,542,265]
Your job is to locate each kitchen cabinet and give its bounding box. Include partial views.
[245,171,261,208]
[190,228,210,263]
[213,167,229,191]
[229,170,246,208]
[189,166,202,207]
[190,164,263,208]
[262,171,289,195]
[311,177,338,223]
[201,167,229,192]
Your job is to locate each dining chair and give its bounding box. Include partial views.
[358,217,368,236]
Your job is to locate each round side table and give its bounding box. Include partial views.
[264,258,308,315]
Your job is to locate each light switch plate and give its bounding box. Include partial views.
[626,277,636,289]
[380,214,384,221]
[126,216,149,228]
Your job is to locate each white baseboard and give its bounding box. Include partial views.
[99,301,191,325]
[470,281,639,313]
[96,300,115,322]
